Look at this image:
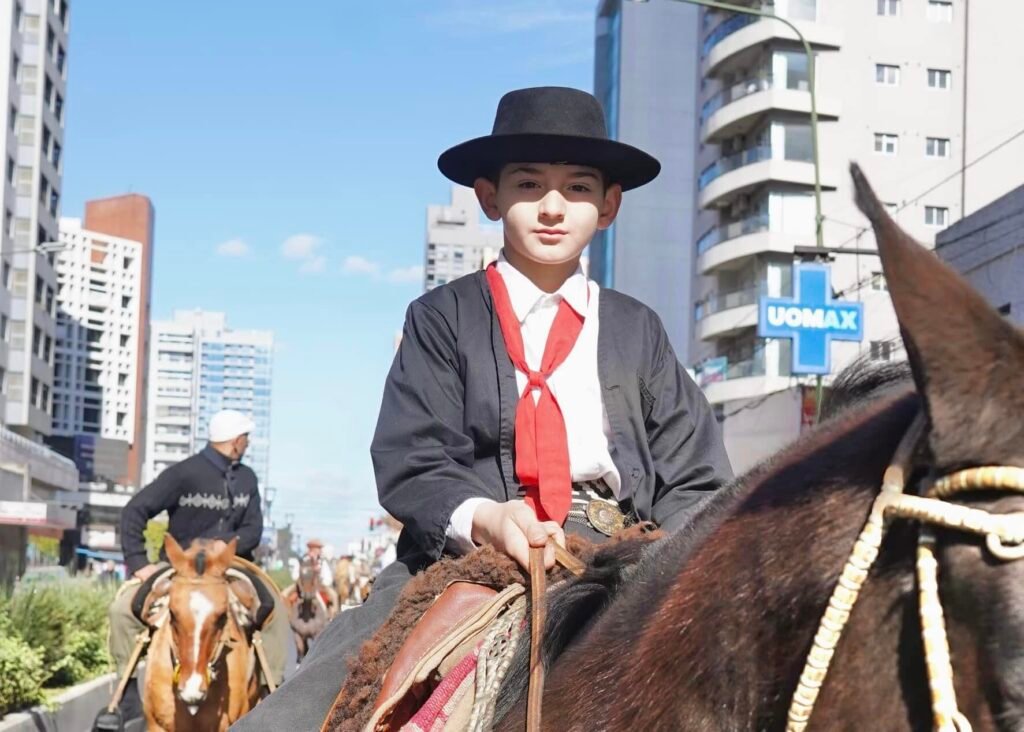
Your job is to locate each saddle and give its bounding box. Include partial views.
[324,527,661,732]
[131,558,279,630]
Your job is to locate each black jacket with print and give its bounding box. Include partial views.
[120,445,262,574]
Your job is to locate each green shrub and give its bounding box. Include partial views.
[5,579,115,688]
[0,633,46,716]
[49,628,109,687]
[144,520,169,563]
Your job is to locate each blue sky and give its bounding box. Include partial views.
[61,1,596,550]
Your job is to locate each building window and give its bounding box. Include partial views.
[5,157,13,185]
[874,132,899,155]
[870,340,894,361]
[877,0,899,16]
[927,0,953,22]
[15,166,31,196]
[8,105,15,132]
[875,64,899,86]
[120,334,129,347]
[926,137,951,158]
[928,68,952,89]
[56,45,65,75]
[19,64,37,96]
[998,303,1011,316]
[870,272,888,291]
[924,205,949,227]
[16,115,33,147]
[53,94,62,122]
[116,412,126,428]
[52,141,61,168]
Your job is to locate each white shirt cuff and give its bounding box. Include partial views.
[445,497,495,555]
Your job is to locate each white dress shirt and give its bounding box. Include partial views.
[445,253,621,554]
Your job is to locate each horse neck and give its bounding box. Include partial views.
[546,393,930,729]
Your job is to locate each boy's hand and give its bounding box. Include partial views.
[471,500,565,571]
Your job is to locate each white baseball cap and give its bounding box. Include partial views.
[208,410,256,442]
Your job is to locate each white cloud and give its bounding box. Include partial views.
[281,234,327,273]
[281,234,322,260]
[386,265,424,284]
[299,256,328,274]
[342,255,381,276]
[216,238,249,257]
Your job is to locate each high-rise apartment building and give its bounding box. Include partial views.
[1,0,70,440]
[144,311,273,487]
[51,194,153,486]
[597,0,1024,470]
[424,185,502,291]
[593,0,701,362]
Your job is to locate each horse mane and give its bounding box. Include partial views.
[819,354,912,420]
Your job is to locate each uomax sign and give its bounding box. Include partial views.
[758,264,864,375]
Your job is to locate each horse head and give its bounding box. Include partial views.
[163,535,238,715]
[297,558,319,601]
[852,163,1024,727]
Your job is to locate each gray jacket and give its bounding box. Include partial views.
[371,270,734,561]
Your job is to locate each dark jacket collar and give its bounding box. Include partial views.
[201,444,235,473]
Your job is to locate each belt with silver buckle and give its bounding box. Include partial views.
[522,480,634,537]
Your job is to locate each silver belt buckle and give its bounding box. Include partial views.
[585,499,626,536]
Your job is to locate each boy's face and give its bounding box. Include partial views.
[473,163,622,267]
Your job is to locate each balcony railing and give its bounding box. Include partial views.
[696,212,770,256]
[702,1,818,58]
[702,12,757,57]
[695,285,760,321]
[698,145,772,190]
[700,74,772,126]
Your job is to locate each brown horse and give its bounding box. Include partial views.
[288,558,335,662]
[143,536,261,731]
[488,166,1024,730]
[333,556,355,608]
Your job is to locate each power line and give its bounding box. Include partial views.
[830,123,1024,254]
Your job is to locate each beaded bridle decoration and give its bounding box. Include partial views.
[787,416,1024,732]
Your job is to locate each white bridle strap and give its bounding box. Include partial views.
[786,410,1024,732]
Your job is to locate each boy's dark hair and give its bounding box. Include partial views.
[487,163,611,192]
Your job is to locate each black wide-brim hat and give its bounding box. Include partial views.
[438,87,661,192]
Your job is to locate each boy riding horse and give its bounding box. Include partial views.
[234,86,733,730]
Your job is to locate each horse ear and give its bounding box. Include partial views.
[213,537,239,571]
[164,534,186,568]
[850,163,1024,468]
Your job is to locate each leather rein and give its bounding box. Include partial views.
[526,543,585,732]
[787,414,1024,732]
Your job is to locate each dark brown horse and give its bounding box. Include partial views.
[490,166,1024,730]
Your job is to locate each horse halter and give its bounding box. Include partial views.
[166,576,236,691]
[787,415,1024,732]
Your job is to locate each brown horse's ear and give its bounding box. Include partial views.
[211,537,239,573]
[850,163,1024,469]
[164,534,186,568]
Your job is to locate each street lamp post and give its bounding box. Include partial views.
[630,0,823,248]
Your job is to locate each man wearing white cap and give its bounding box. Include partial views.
[105,409,288,718]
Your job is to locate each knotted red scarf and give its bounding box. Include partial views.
[486,262,585,524]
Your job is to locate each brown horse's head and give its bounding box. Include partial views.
[163,535,238,713]
[298,557,319,599]
[852,163,1024,725]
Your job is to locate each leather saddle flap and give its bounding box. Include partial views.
[366,582,525,731]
